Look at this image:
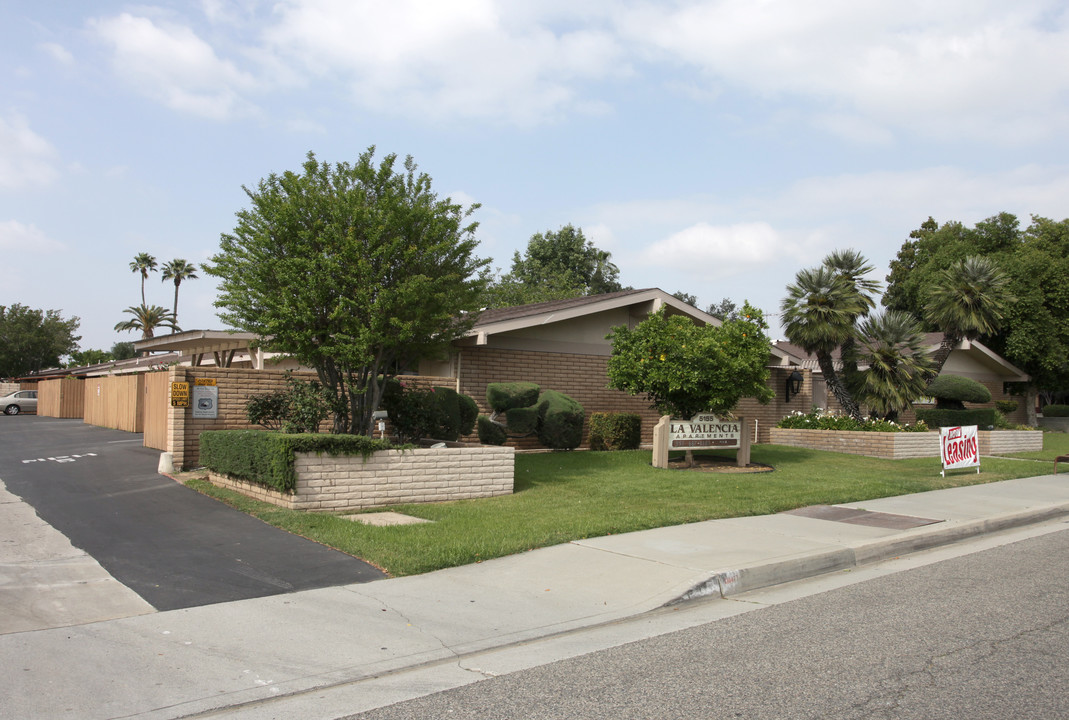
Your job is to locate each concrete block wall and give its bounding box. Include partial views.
[209,446,515,512]
[769,428,941,459]
[978,430,1042,454]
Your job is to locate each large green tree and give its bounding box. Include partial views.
[0,304,81,377]
[205,148,490,436]
[485,224,622,307]
[884,213,1069,422]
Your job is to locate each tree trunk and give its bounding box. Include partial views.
[929,333,961,380]
[817,350,862,421]
[1025,386,1039,427]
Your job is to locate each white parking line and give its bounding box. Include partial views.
[22,453,99,464]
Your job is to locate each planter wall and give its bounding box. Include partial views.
[1038,418,1069,433]
[769,428,1041,459]
[209,445,515,512]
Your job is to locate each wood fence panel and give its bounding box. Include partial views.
[83,375,145,433]
[38,378,85,418]
[143,371,170,450]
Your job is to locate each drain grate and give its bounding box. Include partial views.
[784,505,943,530]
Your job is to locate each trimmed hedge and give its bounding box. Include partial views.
[915,408,997,429]
[477,415,508,445]
[536,390,584,449]
[200,430,396,492]
[486,382,540,412]
[1042,404,1069,417]
[927,375,992,408]
[589,412,642,451]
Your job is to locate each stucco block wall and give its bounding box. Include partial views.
[978,430,1042,454]
[208,446,514,512]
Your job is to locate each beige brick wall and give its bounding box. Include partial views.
[457,347,802,448]
[769,428,1041,458]
[209,446,515,512]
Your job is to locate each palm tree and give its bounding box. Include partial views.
[160,259,198,331]
[853,311,936,420]
[923,256,1012,377]
[822,249,881,386]
[129,253,158,306]
[114,304,180,345]
[781,265,866,420]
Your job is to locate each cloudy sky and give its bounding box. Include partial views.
[3,0,1068,351]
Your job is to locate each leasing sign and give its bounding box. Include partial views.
[669,413,742,450]
[940,425,979,474]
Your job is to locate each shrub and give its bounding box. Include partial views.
[536,390,585,449]
[1042,404,1069,417]
[995,400,1018,415]
[486,382,540,412]
[477,415,507,445]
[926,375,992,409]
[776,410,929,433]
[589,412,641,451]
[915,408,997,429]
[245,374,331,433]
[381,379,479,443]
[201,430,396,492]
[505,405,539,434]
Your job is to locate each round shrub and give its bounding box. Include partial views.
[486,382,541,412]
[536,389,584,449]
[926,375,992,409]
[995,400,1019,415]
[477,415,508,445]
[1043,404,1069,417]
[589,412,641,451]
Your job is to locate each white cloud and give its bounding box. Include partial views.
[0,220,63,252]
[90,13,259,120]
[0,114,60,189]
[640,221,784,272]
[39,42,74,65]
[618,0,1069,143]
[263,0,627,124]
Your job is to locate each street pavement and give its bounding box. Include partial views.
[2,437,1067,720]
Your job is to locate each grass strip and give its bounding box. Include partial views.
[183,439,1066,577]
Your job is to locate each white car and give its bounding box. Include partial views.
[2,390,37,415]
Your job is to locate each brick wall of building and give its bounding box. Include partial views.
[208,445,514,512]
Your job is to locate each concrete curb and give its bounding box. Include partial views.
[667,501,1069,605]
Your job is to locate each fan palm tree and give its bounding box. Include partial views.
[822,249,881,385]
[160,259,198,331]
[853,311,936,420]
[923,256,1012,377]
[129,253,158,306]
[114,304,180,344]
[781,265,866,420]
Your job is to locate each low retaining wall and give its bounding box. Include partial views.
[1038,417,1069,433]
[209,445,515,512]
[769,428,1041,459]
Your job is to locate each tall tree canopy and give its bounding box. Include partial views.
[485,224,622,307]
[205,148,489,436]
[0,304,81,377]
[129,252,157,307]
[160,258,199,330]
[883,213,1069,412]
[114,304,180,341]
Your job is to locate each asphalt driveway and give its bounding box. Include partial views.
[0,416,384,611]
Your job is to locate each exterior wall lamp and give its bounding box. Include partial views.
[786,370,803,402]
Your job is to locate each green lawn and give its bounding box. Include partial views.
[184,436,1064,577]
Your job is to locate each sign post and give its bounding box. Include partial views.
[939,425,979,476]
[170,382,190,408]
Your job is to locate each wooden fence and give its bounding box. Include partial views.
[143,371,171,450]
[84,375,145,433]
[37,378,85,418]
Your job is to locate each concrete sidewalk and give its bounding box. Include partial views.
[3,474,1068,719]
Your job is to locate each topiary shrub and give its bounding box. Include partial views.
[477,415,508,445]
[589,412,642,451]
[926,375,992,410]
[457,393,479,436]
[536,390,585,449]
[486,382,541,412]
[505,405,539,434]
[1042,404,1069,417]
[995,400,1019,415]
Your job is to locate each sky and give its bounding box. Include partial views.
[3,0,1069,353]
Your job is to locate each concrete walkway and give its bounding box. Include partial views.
[2,473,1068,719]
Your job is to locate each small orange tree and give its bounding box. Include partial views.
[606,303,774,465]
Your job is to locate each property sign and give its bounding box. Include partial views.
[170,382,190,407]
[669,413,742,450]
[192,384,219,419]
[940,425,979,473]
[194,378,217,386]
